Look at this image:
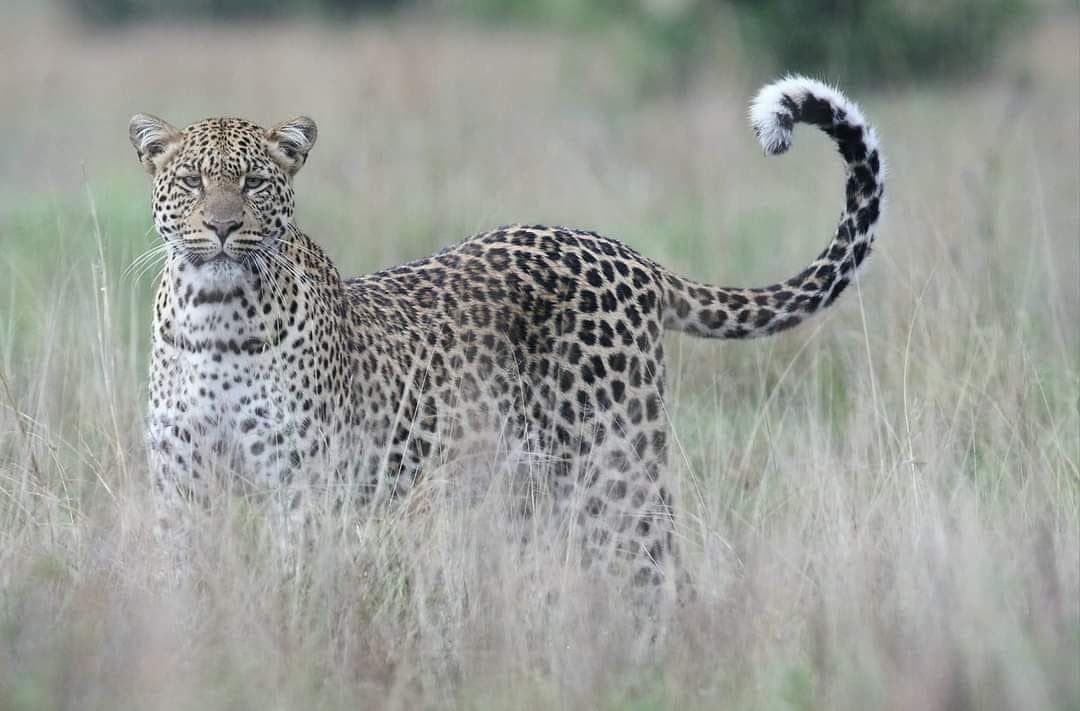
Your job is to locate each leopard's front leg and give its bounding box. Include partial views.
[145,412,214,582]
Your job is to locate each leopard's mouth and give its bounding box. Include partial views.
[188,252,238,268]
[190,252,252,282]
[184,231,280,268]
[188,249,246,267]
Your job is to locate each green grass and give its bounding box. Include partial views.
[1,13,1078,711]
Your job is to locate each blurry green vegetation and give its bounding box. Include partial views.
[444,0,714,94]
[66,0,401,23]
[451,0,1034,87]
[63,0,1032,88]
[0,183,156,369]
[729,0,1031,85]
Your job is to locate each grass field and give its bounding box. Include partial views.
[1,9,1078,710]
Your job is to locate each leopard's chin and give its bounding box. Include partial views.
[193,252,251,286]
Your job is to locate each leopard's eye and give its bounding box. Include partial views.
[180,175,203,190]
[244,176,267,191]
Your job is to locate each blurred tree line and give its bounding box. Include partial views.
[67,0,1031,88]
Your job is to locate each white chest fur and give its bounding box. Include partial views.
[148,266,307,483]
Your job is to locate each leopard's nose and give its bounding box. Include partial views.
[203,218,242,244]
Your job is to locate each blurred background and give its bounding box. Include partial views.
[1,1,1077,709]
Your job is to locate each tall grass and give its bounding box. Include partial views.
[1,15,1077,710]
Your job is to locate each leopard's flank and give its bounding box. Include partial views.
[132,76,885,588]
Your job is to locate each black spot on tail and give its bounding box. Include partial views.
[825,277,851,306]
[798,94,835,127]
[779,94,799,126]
[855,197,881,233]
[868,150,881,175]
[853,241,871,267]
[830,122,867,162]
[851,164,875,197]
[766,315,802,334]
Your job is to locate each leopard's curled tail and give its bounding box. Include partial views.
[662,75,885,339]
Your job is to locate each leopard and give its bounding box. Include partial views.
[131,75,884,589]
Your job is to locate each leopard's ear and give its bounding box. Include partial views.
[265,116,317,176]
[129,114,181,175]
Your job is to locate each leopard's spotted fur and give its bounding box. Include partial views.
[132,76,884,586]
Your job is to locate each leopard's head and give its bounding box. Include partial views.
[129,114,316,279]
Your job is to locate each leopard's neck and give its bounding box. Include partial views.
[153,227,347,358]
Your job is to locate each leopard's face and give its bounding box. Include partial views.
[130,114,317,279]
